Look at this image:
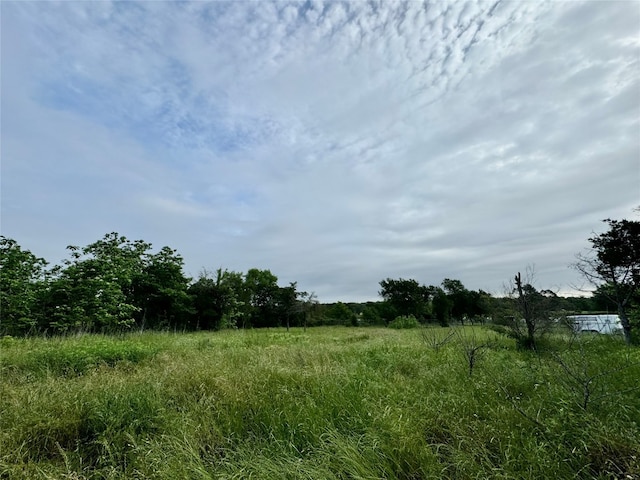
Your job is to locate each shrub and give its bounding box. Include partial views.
[388,315,420,329]
[487,324,513,338]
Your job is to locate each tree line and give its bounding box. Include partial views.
[371,216,639,346]
[0,233,316,335]
[374,276,593,327]
[1,216,638,342]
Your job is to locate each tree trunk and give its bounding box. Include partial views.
[515,272,536,350]
[618,304,632,345]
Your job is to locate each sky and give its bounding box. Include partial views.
[2,1,639,302]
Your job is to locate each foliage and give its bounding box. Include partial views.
[440,279,492,324]
[242,268,278,327]
[506,269,557,350]
[360,304,384,326]
[295,291,320,330]
[375,300,400,325]
[378,277,491,327]
[2,229,630,338]
[379,278,430,320]
[429,285,453,326]
[325,302,358,326]
[1,234,309,335]
[574,217,640,344]
[188,268,244,330]
[0,237,48,335]
[42,233,150,332]
[442,279,468,321]
[388,314,420,329]
[132,246,193,330]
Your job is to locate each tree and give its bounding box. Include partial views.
[574,218,640,344]
[244,268,281,328]
[442,278,471,324]
[44,233,147,332]
[325,302,357,326]
[379,278,430,320]
[296,291,319,330]
[188,268,244,330]
[510,270,556,350]
[467,289,492,324]
[361,304,384,326]
[376,301,399,325]
[0,237,48,335]
[2,233,311,335]
[40,233,193,333]
[188,273,221,330]
[279,282,298,331]
[428,286,452,327]
[132,246,193,330]
[440,279,492,325]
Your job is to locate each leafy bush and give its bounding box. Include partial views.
[388,315,420,329]
[487,324,517,338]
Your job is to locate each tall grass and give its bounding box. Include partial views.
[1,327,638,479]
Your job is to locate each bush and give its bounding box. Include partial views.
[487,324,516,338]
[388,315,420,329]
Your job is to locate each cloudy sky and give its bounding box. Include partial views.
[2,1,639,302]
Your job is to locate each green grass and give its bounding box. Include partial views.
[1,327,638,479]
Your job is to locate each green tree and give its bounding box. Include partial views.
[467,289,492,324]
[582,286,613,312]
[188,269,244,330]
[296,291,319,330]
[326,302,357,326]
[279,282,299,331]
[440,279,492,324]
[574,217,640,344]
[0,237,48,335]
[44,233,148,332]
[429,286,452,327]
[375,301,399,325]
[379,278,430,320]
[442,278,470,324]
[132,246,192,330]
[361,304,384,326]
[244,268,281,328]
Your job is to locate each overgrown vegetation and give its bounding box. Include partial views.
[1,327,638,479]
[1,217,637,477]
[388,314,420,329]
[573,217,640,344]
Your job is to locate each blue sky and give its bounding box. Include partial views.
[2,1,639,301]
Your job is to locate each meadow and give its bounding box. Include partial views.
[1,326,638,479]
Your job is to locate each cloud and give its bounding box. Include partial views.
[2,0,638,301]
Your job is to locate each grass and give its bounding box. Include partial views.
[1,326,638,479]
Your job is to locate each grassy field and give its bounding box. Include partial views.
[1,326,639,479]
